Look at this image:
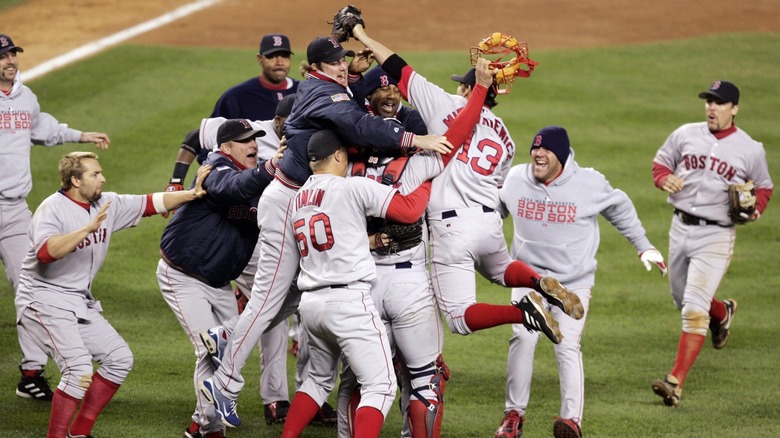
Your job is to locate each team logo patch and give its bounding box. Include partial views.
[533,135,543,147]
[710,80,722,91]
[273,35,283,47]
[0,37,8,48]
[330,93,350,102]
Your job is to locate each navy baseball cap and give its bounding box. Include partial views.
[260,34,293,56]
[531,126,571,167]
[306,36,354,64]
[698,80,739,104]
[275,94,296,118]
[364,65,398,94]
[217,119,266,145]
[308,129,345,161]
[0,34,23,56]
[450,67,476,88]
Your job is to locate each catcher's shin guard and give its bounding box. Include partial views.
[407,355,449,438]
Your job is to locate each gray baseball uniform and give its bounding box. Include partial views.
[16,191,147,398]
[293,174,398,417]
[401,69,519,335]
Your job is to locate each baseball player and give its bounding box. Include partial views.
[651,80,773,407]
[351,25,580,342]
[157,119,282,438]
[280,128,439,438]
[201,102,303,426]
[0,33,111,401]
[334,66,489,438]
[496,126,667,438]
[211,33,298,122]
[14,151,209,438]
[199,36,453,428]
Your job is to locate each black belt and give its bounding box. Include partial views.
[674,209,720,226]
[441,206,494,219]
[305,283,348,293]
[395,261,412,269]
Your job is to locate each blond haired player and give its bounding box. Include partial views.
[15,151,209,438]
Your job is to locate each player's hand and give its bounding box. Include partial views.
[475,57,495,88]
[348,48,374,74]
[413,135,453,155]
[87,202,111,233]
[192,164,211,199]
[661,175,684,193]
[640,248,667,276]
[272,139,287,168]
[81,132,111,150]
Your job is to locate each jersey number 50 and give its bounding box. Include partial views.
[294,213,335,257]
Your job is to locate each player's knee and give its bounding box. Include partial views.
[681,306,709,336]
[100,345,134,384]
[443,313,472,336]
[60,359,93,398]
[408,357,447,403]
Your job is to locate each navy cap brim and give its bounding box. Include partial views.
[321,49,355,63]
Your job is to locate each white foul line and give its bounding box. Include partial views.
[24,0,221,82]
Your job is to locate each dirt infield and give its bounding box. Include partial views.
[4,0,780,71]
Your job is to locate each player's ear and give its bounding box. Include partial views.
[731,104,739,117]
[219,142,231,155]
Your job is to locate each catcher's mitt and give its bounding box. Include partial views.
[374,221,423,255]
[728,180,756,224]
[470,32,538,95]
[331,5,365,43]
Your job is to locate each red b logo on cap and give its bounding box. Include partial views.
[533,135,543,147]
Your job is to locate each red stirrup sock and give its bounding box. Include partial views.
[353,406,385,438]
[670,332,706,386]
[69,373,120,437]
[281,392,320,438]
[48,389,80,438]
[464,303,523,331]
[503,261,540,288]
[709,298,727,322]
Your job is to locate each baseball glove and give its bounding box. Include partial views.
[728,180,756,224]
[374,221,423,255]
[331,5,365,42]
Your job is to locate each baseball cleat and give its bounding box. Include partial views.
[515,292,563,344]
[199,378,240,427]
[16,367,54,401]
[200,326,227,369]
[652,374,681,407]
[494,409,524,438]
[311,401,338,426]
[710,298,737,349]
[553,417,582,438]
[264,400,290,425]
[534,277,584,320]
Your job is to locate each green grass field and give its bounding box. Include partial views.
[1,33,779,437]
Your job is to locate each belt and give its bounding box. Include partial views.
[441,206,494,219]
[395,261,412,269]
[674,209,720,226]
[305,283,348,293]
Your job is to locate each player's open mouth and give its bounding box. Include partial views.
[380,102,396,113]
